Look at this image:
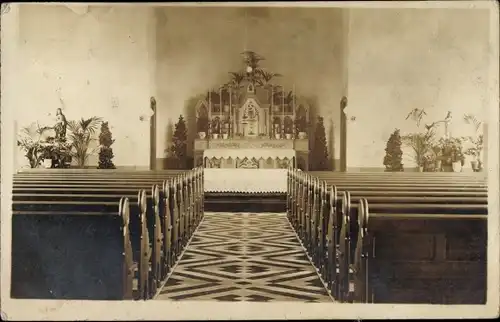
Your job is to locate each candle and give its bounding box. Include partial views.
[229,87,232,137]
[208,90,211,136]
[293,84,296,138]
[270,87,274,138]
[282,86,285,137]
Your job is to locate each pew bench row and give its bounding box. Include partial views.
[11,168,203,301]
[287,169,487,304]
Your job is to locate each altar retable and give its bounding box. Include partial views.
[193,51,311,193]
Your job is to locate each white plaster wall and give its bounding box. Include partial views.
[16,4,155,169]
[346,8,490,169]
[155,7,344,161]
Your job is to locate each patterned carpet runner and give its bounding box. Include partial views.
[155,212,333,302]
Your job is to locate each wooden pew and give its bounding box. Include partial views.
[11,167,204,300]
[287,168,488,304]
[14,168,205,300]
[11,197,135,300]
[351,199,487,304]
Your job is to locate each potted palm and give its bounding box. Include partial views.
[68,116,102,168]
[402,130,435,172]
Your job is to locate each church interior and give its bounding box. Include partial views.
[3,3,493,309]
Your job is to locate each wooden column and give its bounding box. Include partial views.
[150,97,157,170]
[340,96,348,172]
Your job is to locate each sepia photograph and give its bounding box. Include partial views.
[1,1,499,320]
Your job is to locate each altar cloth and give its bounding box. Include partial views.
[204,168,288,193]
[203,148,296,160]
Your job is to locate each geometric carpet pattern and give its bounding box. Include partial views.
[155,212,334,302]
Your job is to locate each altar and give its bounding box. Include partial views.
[192,51,310,192]
[193,51,311,174]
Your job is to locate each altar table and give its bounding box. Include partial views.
[203,168,288,193]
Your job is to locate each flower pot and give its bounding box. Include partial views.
[470,160,479,171]
[417,166,424,172]
[222,133,229,139]
[435,160,442,171]
[212,134,219,139]
[298,132,307,139]
[285,133,292,140]
[275,134,281,140]
[452,161,462,173]
[43,159,52,169]
[198,132,206,139]
[442,165,453,172]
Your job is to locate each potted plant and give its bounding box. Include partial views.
[431,144,443,171]
[463,114,484,172]
[68,116,102,168]
[17,122,52,168]
[311,116,329,170]
[451,144,465,172]
[284,117,294,139]
[211,118,220,139]
[273,117,281,139]
[170,115,188,169]
[97,121,116,169]
[402,130,435,172]
[37,137,72,169]
[197,116,208,139]
[222,121,230,139]
[295,116,307,139]
[383,129,404,172]
[464,134,483,171]
[440,137,465,172]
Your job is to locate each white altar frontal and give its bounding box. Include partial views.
[193,51,310,193]
[204,168,288,193]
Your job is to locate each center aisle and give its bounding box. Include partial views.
[155,212,334,302]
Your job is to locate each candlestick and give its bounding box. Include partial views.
[229,87,232,137]
[219,87,223,120]
[292,84,296,138]
[270,87,274,138]
[208,90,212,136]
[282,86,285,138]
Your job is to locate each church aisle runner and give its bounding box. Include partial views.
[155,212,334,302]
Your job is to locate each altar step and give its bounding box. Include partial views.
[204,193,286,212]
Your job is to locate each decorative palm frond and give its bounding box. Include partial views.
[228,71,246,84]
[464,113,483,133]
[256,71,282,87]
[285,91,297,105]
[405,108,427,127]
[67,116,102,167]
[241,50,265,69]
[17,122,55,168]
[402,129,436,166]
